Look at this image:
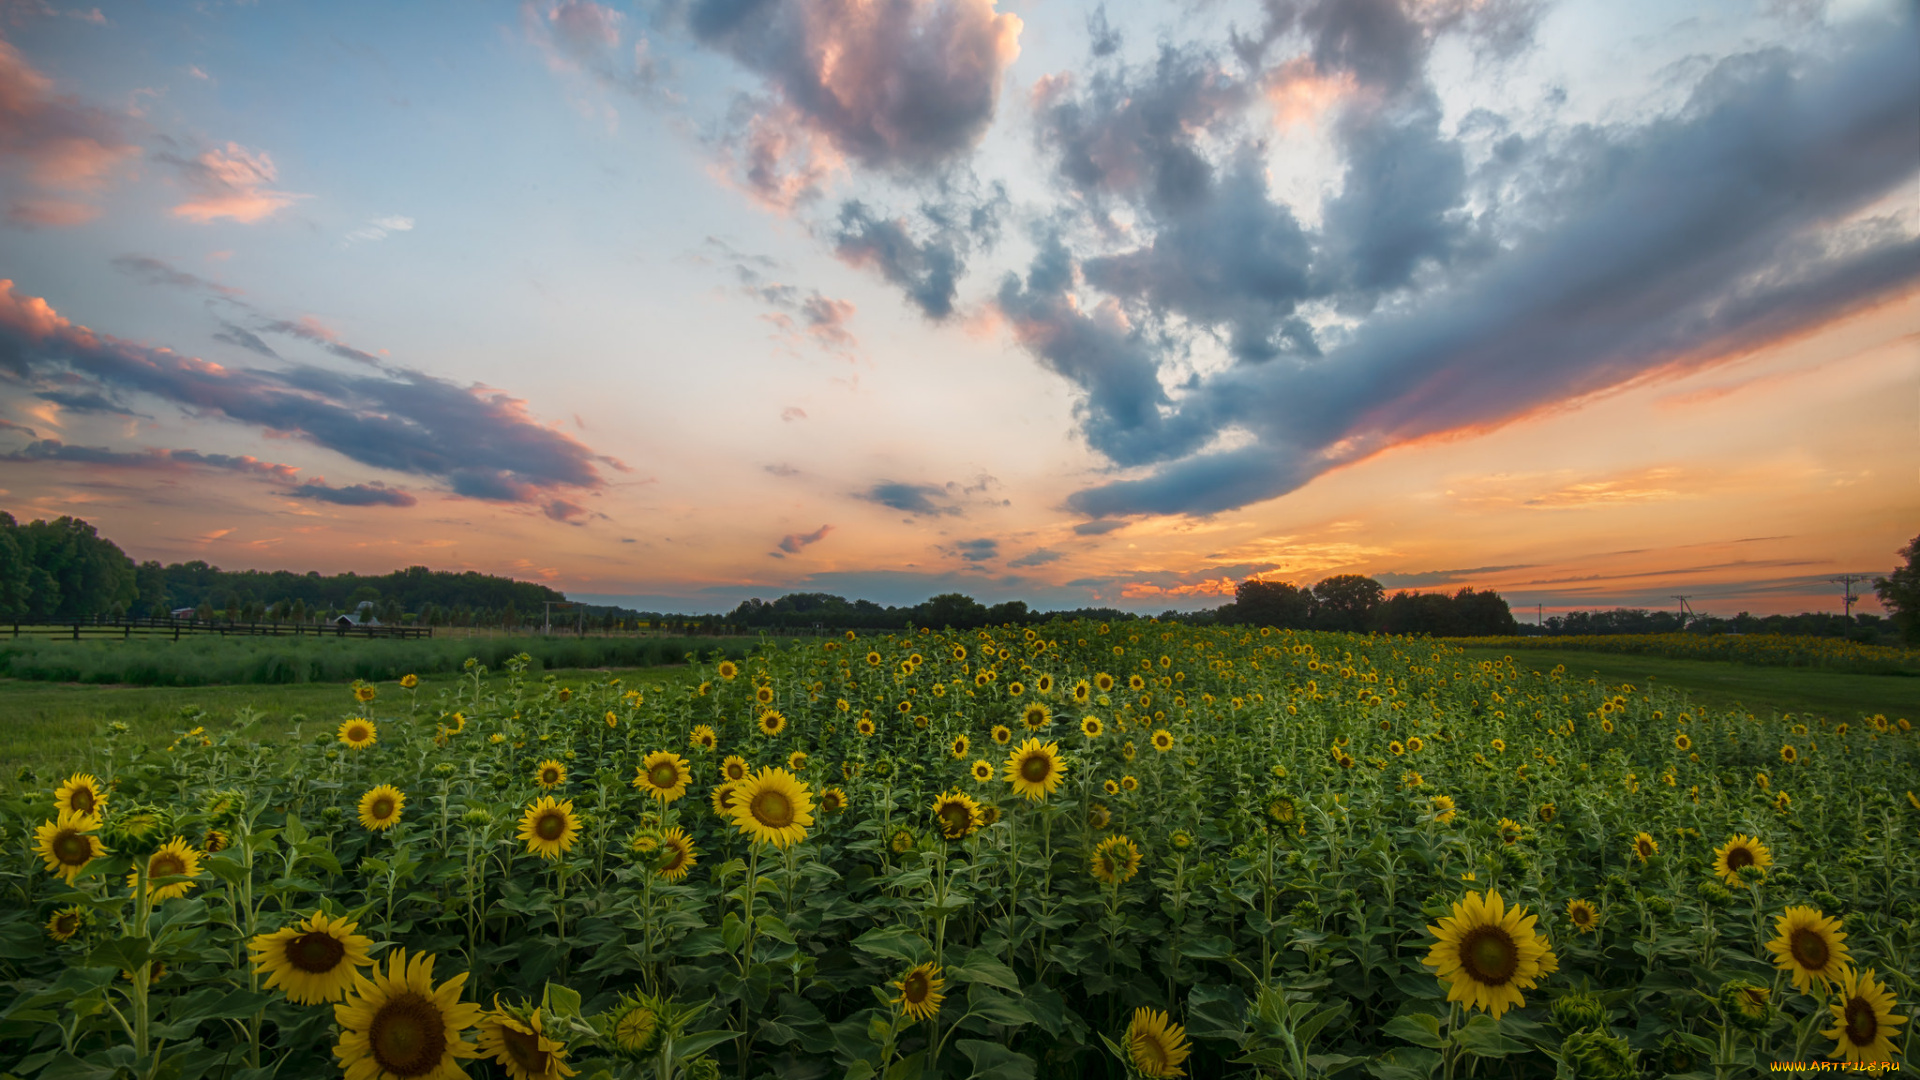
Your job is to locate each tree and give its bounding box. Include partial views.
[919,593,988,630]
[0,514,30,621]
[1226,579,1315,628]
[15,516,136,620]
[1875,533,1920,644]
[1312,575,1384,632]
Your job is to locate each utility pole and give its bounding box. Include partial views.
[1672,595,1696,627]
[1829,574,1876,618]
[1537,603,1543,628]
[543,601,575,636]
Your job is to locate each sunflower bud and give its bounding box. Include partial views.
[321,805,345,823]
[1559,1029,1636,1080]
[432,763,457,777]
[1812,889,1843,911]
[1697,881,1732,908]
[1550,993,1607,1032]
[461,809,492,828]
[1719,980,1773,1030]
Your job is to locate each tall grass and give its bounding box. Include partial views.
[0,634,764,686]
[1454,631,1920,674]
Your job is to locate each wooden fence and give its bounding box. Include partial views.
[6,619,434,642]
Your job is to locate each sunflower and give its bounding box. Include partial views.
[1407,736,1425,753]
[1013,703,1046,731]
[1388,740,1405,756]
[889,826,916,854]
[1631,832,1658,863]
[1538,804,1556,823]
[787,750,809,771]
[517,797,580,861]
[1430,795,1457,825]
[1091,834,1143,885]
[476,1001,576,1080]
[1764,906,1852,992]
[1007,681,1025,697]
[534,760,566,789]
[756,685,775,705]
[1567,899,1599,934]
[969,759,995,784]
[130,837,202,903]
[1088,803,1111,829]
[1490,739,1506,752]
[604,711,618,730]
[34,810,107,883]
[819,786,847,814]
[249,911,375,1004]
[721,755,750,783]
[333,948,480,1080]
[1128,674,1147,691]
[353,684,376,704]
[1756,771,1770,790]
[1036,673,1054,694]
[990,724,1012,744]
[728,767,814,848]
[1126,1007,1191,1078]
[339,718,378,750]
[1071,679,1092,704]
[632,751,691,804]
[1674,732,1691,751]
[359,785,406,831]
[1103,778,1120,796]
[1003,738,1067,801]
[1120,774,1139,793]
[1080,715,1106,739]
[717,660,739,681]
[856,717,877,737]
[931,791,983,841]
[1266,795,1296,824]
[53,773,106,819]
[892,963,945,1022]
[1422,890,1558,1019]
[609,995,661,1058]
[689,725,718,752]
[1497,818,1523,845]
[653,828,697,882]
[709,782,739,817]
[45,905,85,941]
[1823,967,1906,1065]
[758,710,787,736]
[1711,835,1773,887]
[949,735,970,760]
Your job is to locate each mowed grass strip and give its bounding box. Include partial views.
[0,665,706,785]
[1454,645,1920,723]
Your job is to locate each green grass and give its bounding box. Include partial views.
[0,665,706,786]
[1454,645,1920,723]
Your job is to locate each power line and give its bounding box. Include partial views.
[1829,573,1878,617]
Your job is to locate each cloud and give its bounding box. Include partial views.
[946,537,998,562]
[213,321,279,359]
[708,239,861,354]
[0,279,615,509]
[861,480,961,516]
[1007,547,1063,567]
[285,479,417,507]
[1373,565,1533,588]
[345,214,414,243]
[524,0,672,100]
[832,186,1005,319]
[1072,519,1127,535]
[0,34,139,226]
[112,255,242,296]
[777,523,833,552]
[1056,15,1920,517]
[764,462,801,476]
[162,141,305,224]
[2,436,300,477]
[258,315,382,365]
[779,407,807,421]
[689,0,1022,193]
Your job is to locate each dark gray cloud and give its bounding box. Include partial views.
[286,480,418,507]
[777,523,833,553]
[861,480,960,516]
[2,437,299,477]
[1052,15,1920,518]
[1374,564,1533,588]
[213,321,280,359]
[1072,519,1128,536]
[832,185,1005,320]
[0,280,616,508]
[258,318,383,366]
[1318,96,1469,307]
[111,255,243,296]
[686,0,1023,176]
[1007,547,1063,568]
[947,537,998,562]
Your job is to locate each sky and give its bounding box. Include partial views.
[0,0,1914,618]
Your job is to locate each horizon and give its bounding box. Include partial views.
[1,0,1913,619]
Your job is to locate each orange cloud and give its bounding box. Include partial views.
[1120,577,1238,599]
[0,35,139,226]
[1264,57,1357,131]
[168,143,305,224]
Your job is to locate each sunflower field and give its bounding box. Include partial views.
[3,627,1917,1080]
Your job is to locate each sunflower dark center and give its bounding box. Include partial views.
[1789,927,1829,970]
[938,805,971,835]
[542,769,560,784]
[501,1023,546,1069]
[372,797,396,819]
[1843,997,1876,1045]
[1459,926,1520,985]
[53,831,93,865]
[1726,847,1754,871]
[349,725,369,741]
[902,972,929,1002]
[1572,907,1592,925]
[535,812,567,841]
[368,993,448,1077]
[287,931,347,973]
[152,854,185,878]
[67,788,95,813]
[649,764,679,789]
[1020,756,1051,783]
[753,791,793,827]
[660,843,688,871]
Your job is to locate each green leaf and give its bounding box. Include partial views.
[283,814,308,845]
[963,984,1032,1028]
[721,912,748,953]
[1451,1014,1525,1058]
[1366,1046,1443,1080]
[852,926,925,963]
[543,982,582,1020]
[844,1063,878,1080]
[946,950,1020,991]
[957,1038,1036,1079]
[85,936,150,973]
[673,1028,741,1061]
[756,915,797,944]
[1381,1013,1445,1049]
[1178,935,1237,959]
